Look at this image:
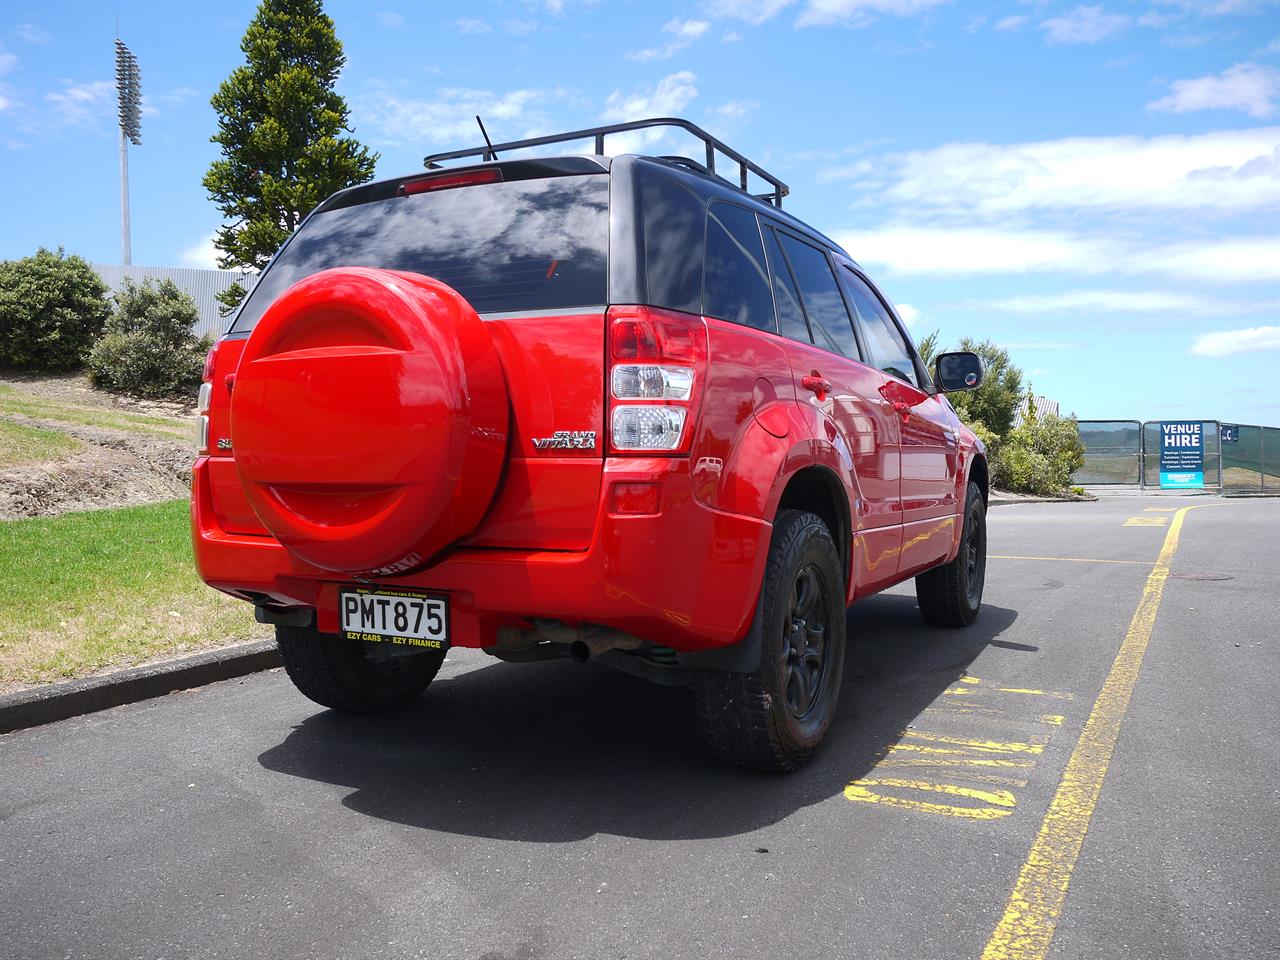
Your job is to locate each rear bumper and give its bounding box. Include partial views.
[192,456,770,652]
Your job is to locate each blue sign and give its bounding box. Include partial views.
[1221,424,1239,443]
[1159,421,1204,488]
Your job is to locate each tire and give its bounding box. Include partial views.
[693,510,847,773]
[275,624,444,713]
[915,480,987,627]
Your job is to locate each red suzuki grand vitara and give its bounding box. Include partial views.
[192,118,988,772]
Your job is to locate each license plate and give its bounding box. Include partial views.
[339,588,449,651]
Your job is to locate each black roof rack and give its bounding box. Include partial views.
[422,117,790,209]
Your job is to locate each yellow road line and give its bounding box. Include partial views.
[980,505,1197,960]
[1123,516,1168,527]
[989,555,1147,565]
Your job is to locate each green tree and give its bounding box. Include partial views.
[203,0,378,272]
[947,337,1024,438]
[0,248,112,371]
[87,279,211,398]
[916,329,940,368]
[215,282,249,318]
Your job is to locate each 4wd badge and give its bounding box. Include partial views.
[532,430,596,451]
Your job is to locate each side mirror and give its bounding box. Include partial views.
[934,352,984,393]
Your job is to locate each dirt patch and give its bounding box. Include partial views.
[0,370,197,418]
[0,403,193,520]
[1,373,197,519]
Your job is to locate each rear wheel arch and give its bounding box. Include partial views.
[776,465,852,595]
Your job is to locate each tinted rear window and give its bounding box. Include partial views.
[230,174,609,333]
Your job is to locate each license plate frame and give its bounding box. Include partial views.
[339,587,450,652]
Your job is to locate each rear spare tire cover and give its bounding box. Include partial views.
[231,267,508,576]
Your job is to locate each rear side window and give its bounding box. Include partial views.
[230,174,609,332]
[842,269,918,387]
[703,202,774,332]
[776,233,860,360]
[763,228,811,343]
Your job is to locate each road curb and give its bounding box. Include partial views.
[989,496,1097,507]
[0,640,281,735]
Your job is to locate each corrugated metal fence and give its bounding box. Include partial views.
[94,264,257,340]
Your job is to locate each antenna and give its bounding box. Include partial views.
[115,38,142,265]
[475,115,498,162]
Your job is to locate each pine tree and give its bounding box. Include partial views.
[203,0,378,276]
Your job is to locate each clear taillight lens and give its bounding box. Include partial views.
[606,306,707,455]
[611,406,687,450]
[196,415,209,453]
[611,364,694,400]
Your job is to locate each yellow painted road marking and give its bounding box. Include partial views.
[990,555,1147,565]
[1039,715,1065,727]
[1123,516,1168,526]
[981,505,1198,960]
[1142,507,1178,512]
[881,757,1033,776]
[994,688,1075,700]
[904,732,1046,754]
[845,778,1017,820]
[889,744,1035,764]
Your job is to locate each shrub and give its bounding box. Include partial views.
[990,415,1085,497]
[87,278,211,398]
[0,247,112,371]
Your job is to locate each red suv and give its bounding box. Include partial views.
[193,119,988,772]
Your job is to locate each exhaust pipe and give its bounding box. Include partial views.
[569,630,643,663]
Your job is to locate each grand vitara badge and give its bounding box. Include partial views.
[532,430,597,451]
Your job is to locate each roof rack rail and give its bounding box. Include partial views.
[422,117,790,209]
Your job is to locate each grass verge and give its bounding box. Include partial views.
[0,384,190,440]
[0,499,268,687]
[0,418,85,468]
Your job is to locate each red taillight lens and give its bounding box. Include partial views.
[606,306,707,456]
[202,346,216,382]
[398,168,503,196]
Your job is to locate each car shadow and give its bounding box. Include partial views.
[257,595,1019,842]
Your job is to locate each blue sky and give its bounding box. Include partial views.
[1,0,1278,424]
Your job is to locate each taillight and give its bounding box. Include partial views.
[606,306,707,455]
[196,346,216,454]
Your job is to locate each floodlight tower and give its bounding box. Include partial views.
[115,39,141,265]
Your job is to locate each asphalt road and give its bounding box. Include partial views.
[2,496,1277,960]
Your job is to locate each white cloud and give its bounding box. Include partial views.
[1148,62,1280,119]
[43,79,113,128]
[375,11,404,29]
[628,17,711,61]
[358,85,550,147]
[455,18,491,34]
[836,225,1280,284]
[895,302,920,327]
[825,128,1280,216]
[713,98,758,119]
[142,85,198,117]
[601,72,699,153]
[704,0,795,25]
[0,48,17,76]
[180,233,223,270]
[977,288,1280,313]
[1040,5,1129,44]
[12,24,49,45]
[1190,325,1280,356]
[723,30,744,42]
[995,15,1029,31]
[1000,341,1083,351]
[795,0,947,29]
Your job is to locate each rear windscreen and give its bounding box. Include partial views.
[229,173,609,333]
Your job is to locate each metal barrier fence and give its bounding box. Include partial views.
[1074,420,1279,492]
[1220,423,1280,492]
[1075,420,1142,485]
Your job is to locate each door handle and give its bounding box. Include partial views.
[801,373,832,401]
